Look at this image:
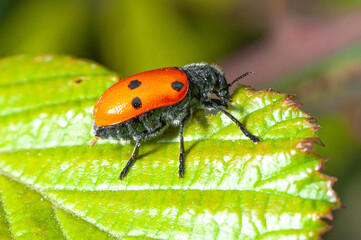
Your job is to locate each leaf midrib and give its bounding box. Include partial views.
[0,136,310,155]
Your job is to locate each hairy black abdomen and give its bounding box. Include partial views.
[92,97,191,141]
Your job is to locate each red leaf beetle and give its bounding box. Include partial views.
[91,63,260,179]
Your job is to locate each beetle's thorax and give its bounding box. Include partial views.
[180,63,230,105]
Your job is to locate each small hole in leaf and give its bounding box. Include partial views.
[73,77,86,85]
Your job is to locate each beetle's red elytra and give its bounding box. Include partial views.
[93,68,189,127]
[91,63,260,179]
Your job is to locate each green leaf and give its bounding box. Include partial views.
[0,55,341,239]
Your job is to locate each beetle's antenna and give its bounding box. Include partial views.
[90,136,99,148]
[230,71,253,86]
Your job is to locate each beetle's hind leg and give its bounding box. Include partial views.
[119,137,143,179]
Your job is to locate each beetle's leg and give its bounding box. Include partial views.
[209,98,228,108]
[119,120,168,180]
[178,110,191,178]
[179,118,186,178]
[119,137,143,179]
[206,100,260,142]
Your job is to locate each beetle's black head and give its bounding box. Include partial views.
[180,63,236,106]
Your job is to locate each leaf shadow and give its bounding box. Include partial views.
[138,147,161,160]
[185,140,200,155]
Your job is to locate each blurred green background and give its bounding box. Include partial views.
[0,0,360,239]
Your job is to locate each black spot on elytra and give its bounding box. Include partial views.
[171,81,185,92]
[131,97,142,109]
[128,80,141,90]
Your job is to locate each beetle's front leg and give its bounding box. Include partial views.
[204,100,261,143]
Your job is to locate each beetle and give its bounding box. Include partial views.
[90,63,260,179]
